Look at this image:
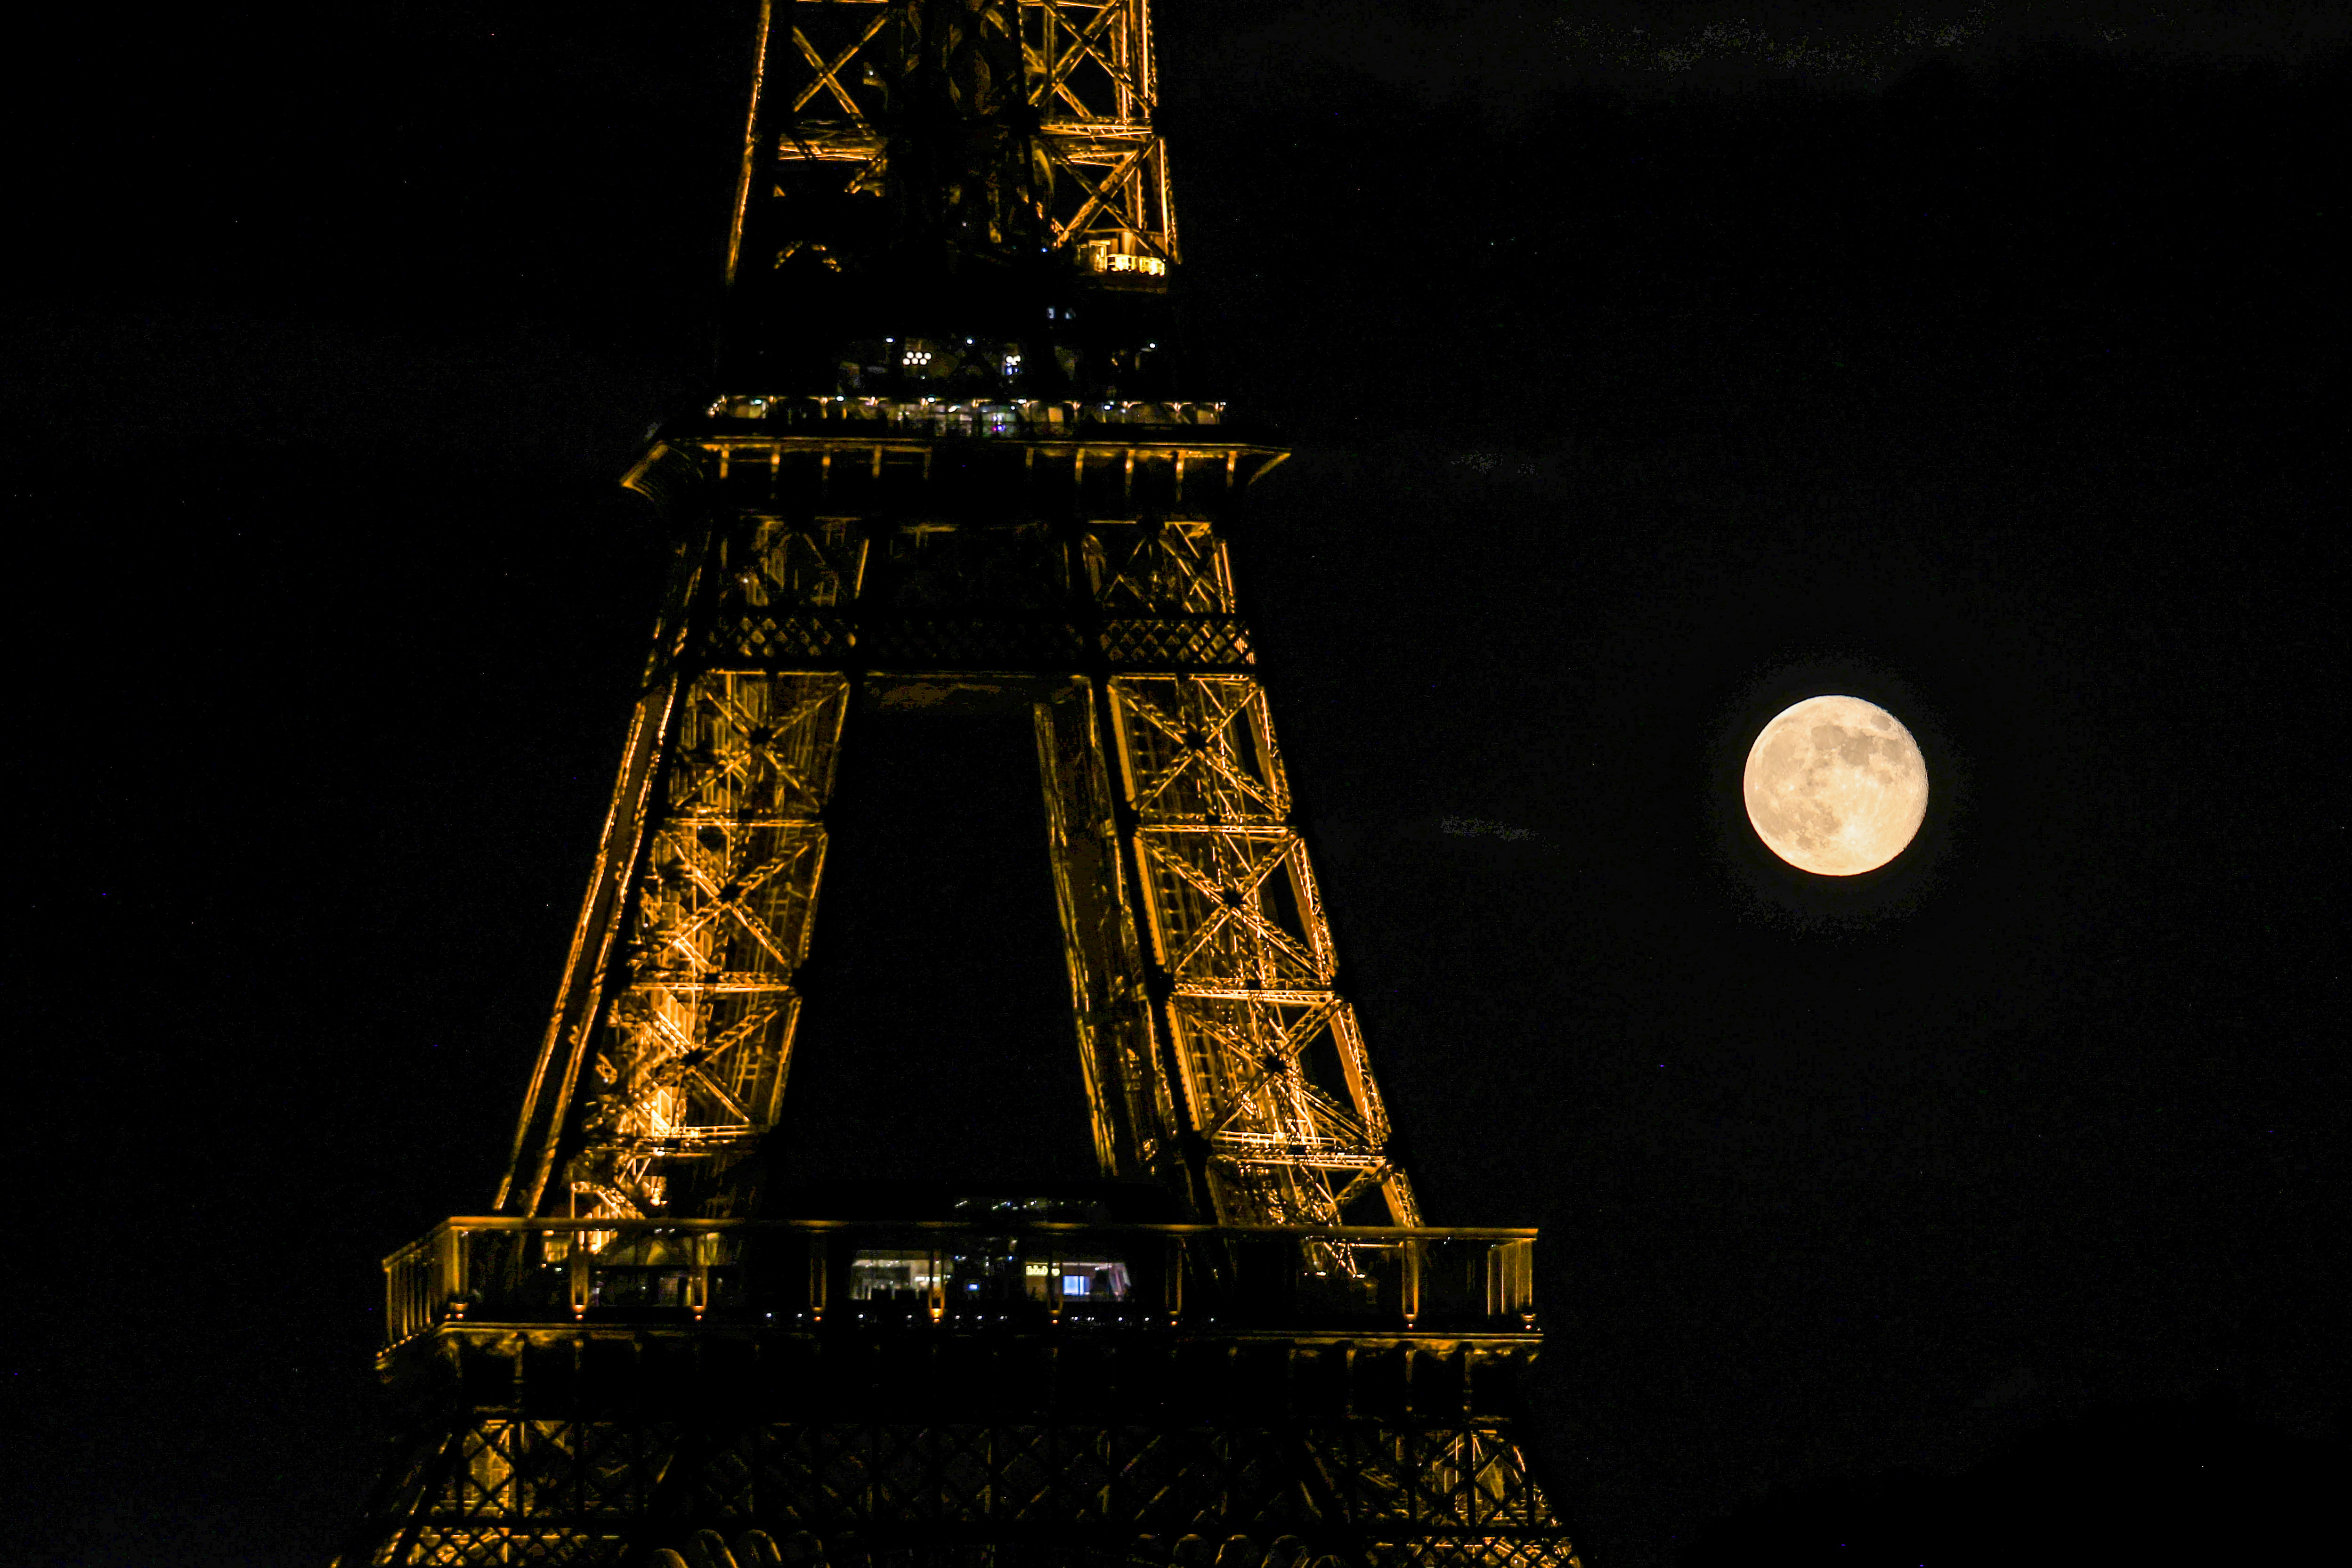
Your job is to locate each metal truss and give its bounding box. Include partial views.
[496,22,1409,1242]
[352,1414,1579,1568]
[730,0,1178,281]
[343,1223,1578,1567]
[497,426,1419,1231]
[1107,673,1416,1231]
[366,8,1584,1568]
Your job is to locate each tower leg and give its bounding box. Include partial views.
[1035,678,1188,1196]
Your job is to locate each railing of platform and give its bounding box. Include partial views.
[701,396,1230,436]
[382,1219,1537,1349]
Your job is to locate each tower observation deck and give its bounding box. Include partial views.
[335,5,1585,1565]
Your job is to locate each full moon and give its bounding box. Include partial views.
[1743,696,1929,876]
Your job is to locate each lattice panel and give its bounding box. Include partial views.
[734,614,857,662]
[576,673,849,1215]
[1382,1544,1584,1568]
[1111,677,1287,824]
[1098,675,1416,1227]
[397,1529,611,1567]
[1100,618,1256,669]
[1318,1429,1564,1531]
[1172,998,1392,1171]
[512,1421,579,1516]
[357,1419,1572,1565]
[708,520,864,663]
[1135,827,1329,991]
[744,518,866,610]
[453,1422,519,1517]
[754,1,1178,270]
[1088,524,1235,616]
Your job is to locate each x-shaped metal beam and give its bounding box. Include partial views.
[663,840,803,971]
[683,679,839,815]
[790,15,890,117]
[1144,829,1322,982]
[1045,138,1163,254]
[1195,994,1348,1136]
[1121,680,1284,818]
[1101,527,1227,613]
[1032,2,1143,119]
[622,998,777,1129]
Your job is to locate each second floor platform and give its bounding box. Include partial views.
[385,1215,1540,1353]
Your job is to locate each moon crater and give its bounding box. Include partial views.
[1742,696,1928,876]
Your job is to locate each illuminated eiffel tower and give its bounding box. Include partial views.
[337,4,1582,1565]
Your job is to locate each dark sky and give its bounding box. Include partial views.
[8,4,2345,1566]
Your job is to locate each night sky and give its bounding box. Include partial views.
[9,4,2346,1566]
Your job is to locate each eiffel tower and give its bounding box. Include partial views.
[338,4,1582,1565]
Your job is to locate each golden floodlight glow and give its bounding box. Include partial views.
[1743,695,1928,876]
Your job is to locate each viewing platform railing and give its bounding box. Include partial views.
[697,395,1233,438]
[382,1219,1537,1350]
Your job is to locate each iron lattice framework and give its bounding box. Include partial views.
[341,3,1583,1564]
[342,1217,1572,1568]
[495,423,1420,1234]
[731,0,1178,285]
[365,1405,1573,1568]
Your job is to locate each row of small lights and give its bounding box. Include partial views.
[713,396,1224,417]
[708,332,1168,419]
[893,335,1154,357]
